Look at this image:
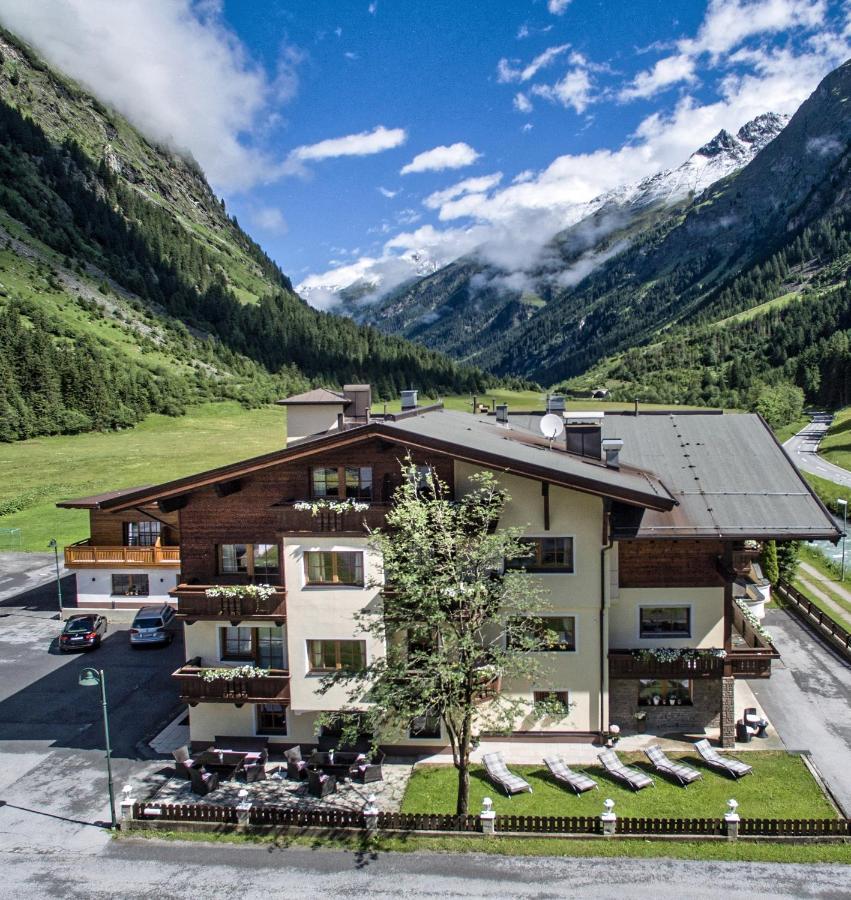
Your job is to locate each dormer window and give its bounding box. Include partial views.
[311,466,372,500]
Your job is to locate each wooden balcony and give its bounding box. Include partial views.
[172,585,287,622]
[173,659,290,705]
[608,650,725,679]
[729,604,779,678]
[274,502,391,534]
[64,541,180,568]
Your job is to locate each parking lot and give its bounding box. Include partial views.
[0,554,184,853]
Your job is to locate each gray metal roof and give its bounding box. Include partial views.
[378,410,674,510]
[275,388,348,406]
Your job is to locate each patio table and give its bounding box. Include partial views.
[193,750,247,781]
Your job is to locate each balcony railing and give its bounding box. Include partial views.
[275,502,392,534]
[729,603,779,678]
[608,650,725,679]
[64,541,180,567]
[173,659,290,704]
[172,585,287,621]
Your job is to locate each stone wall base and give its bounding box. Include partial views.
[609,678,722,735]
[720,676,736,748]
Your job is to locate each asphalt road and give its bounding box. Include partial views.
[750,608,851,816]
[0,552,184,854]
[0,837,848,898]
[783,414,851,489]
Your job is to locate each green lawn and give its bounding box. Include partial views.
[801,470,851,516]
[773,415,810,444]
[401,753,836,820]
[820,405,851,473]
[0,402,285,551]
[129,829,851,864]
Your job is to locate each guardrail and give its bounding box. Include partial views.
[776,580,851,659]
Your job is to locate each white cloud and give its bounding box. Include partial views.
[522,122,534,132]
[621,0,828,102]
[289,126,406,168]
[0,0,303,193]
[378,186,399,198]
[513,92,534,113]
[400,142,482,175]
[424,173,504,210]
[368,2,377,14]
[497,44,570,83]
[250,206,287,232]
[619,54,697,100]
[532,67,594,113]
[547,0,572,14]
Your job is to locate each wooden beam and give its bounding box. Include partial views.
[542,482,550,531]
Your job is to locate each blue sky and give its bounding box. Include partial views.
[2,0,850,303]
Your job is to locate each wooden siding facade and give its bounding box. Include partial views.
[617,539,726,588]
[177,439,453,587]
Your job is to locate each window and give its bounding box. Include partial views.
[307,639,366,672]
[638,678,693,707]
[505,537,574,573]
[218,543,279,577]
[409,712,441,739]
[220,626,286,668]
[304,551,364,586]
[311,466,373,500]
[639,605,691,638]
[220,626,254,660]
[510,615,576,652]
[124,521,160,546]
[111,574,149,596]
[532,690,571,713]
[256,703,288,735]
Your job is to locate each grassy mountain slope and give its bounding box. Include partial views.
[0,28,490,442]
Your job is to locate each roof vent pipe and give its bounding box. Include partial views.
[400,389,418,411]
[601,438,624,469]
[495,403,509,425]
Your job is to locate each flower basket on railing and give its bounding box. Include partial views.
[293,499,371,515]
[199,665,269,683]
[205,584,276,615]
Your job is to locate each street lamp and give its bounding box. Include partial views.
[838,499,848,582]
[78,668,117,830]
[47,538,62,615]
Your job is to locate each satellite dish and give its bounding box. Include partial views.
[540,413,565,441]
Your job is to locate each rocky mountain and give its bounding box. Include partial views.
[358,113,787,362]
[0,28,488,441]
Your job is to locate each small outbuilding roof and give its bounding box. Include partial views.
[56,486,155,509]
[275,388,348,406]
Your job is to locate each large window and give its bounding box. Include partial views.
[505,537,574,573]
[256,703,287,735]
[220,626,286,668]
[111,574,149,596]
[638,678,693,707]
[409,711,441,739]
[218,543,279,578]
[307,639,366,672]
[124,521,160,546]
[304,551,364,586]
[510,615,577,652]
[639,605,691,638]
[311,466,373,500]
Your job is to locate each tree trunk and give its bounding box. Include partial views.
[455,705,473,816]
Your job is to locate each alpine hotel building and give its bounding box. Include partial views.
[59,386,838,750]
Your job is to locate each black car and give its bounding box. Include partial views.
[59,614,108,652]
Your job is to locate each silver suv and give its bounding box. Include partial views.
[130,604,176,647]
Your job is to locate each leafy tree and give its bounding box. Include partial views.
[776,541,801,583]
[754,382,805,429]
[322,462,556,815]
[762,540,779,585]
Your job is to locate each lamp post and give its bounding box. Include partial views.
[838,499,848,582]
[47,538,62,615]
[78,668,117,830]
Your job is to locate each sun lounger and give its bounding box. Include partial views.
[482,751,532,797]
[694,739,753,779]
[543,755,598,794]
[644,745,702,786]
[597,749,654,791]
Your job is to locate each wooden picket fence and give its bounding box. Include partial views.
[776,581,851,659]
[131,802,850,839]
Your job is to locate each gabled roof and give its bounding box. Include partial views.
[56,486,155,509]
[275,388,348,406]
[93,411,675,513]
